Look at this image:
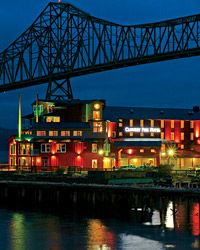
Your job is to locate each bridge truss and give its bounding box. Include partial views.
[0,2,200,99]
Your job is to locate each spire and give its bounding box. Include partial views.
[36,94,39,123]
[18,94,22,141]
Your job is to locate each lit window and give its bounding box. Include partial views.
[18,144,31,155]
[41,144,50,153]
[130,132,133,136]
[130,120,133,127]
[119,132,123,137]
[140,149,144,153]
[112,131,116,138]
[140,120,144,127]
[161,132,165,139]
[171,132,174,141]
[22,131,32,135]
[10,144,16,155]
[151,133,154,137]
[161,120,165,128]
[73,131,82,136]
[93,122,103,133]
[161,144,166,152]
[47,105,55,113]
[190,133,194,140]
[180,158,184,167]
[171,120,174,129]
[37,131,46,136]
[181,133,184,141]
[140,132,144,137]
[150,120,154,127]
[61,131,70,136]
[181,120,184,129]
[119,119,123,122]
[46,116,60,123]
[49,131,58,136]
[181,144,184,149]
[33,105,43,116]
[92,159,97,168]
[119,123,123,127]
[56,143,66,153]
[92,144,98,153]
[190,121,194,129]
[10,157,16,166]
[151,149,156,153]
[93,111,101,120]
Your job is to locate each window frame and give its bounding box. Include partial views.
[41,143,51,153]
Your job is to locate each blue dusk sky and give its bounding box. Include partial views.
[1,0,200,128]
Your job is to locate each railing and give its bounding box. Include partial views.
[0,164,16,171]
[0,165,199,177]
[171,170,200,176]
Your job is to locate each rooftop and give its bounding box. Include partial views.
[30,122,90,129]
[103,106,200,120]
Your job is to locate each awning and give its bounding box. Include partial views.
[177,150,200,158]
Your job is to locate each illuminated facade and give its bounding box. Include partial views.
[8,99,200,170]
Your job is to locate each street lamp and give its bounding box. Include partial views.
[167,146,176,166]
[167,149,175,157]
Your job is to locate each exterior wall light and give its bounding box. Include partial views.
[94,103,101,110]
[36,158,41,163]
[127,149,133,155]
[98,149,104,155]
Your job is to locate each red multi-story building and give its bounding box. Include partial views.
[8,99,200,170]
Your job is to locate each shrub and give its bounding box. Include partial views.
[55,167,65,175]
[157,164,173,176]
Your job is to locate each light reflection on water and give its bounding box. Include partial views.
[10,213,26,250]
[0,199,199,250]
[165,201,174,229]
[87,219,116,250]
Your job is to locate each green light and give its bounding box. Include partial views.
[103,139,110,157]
[24,136,33,142]
[18,95,22,141]
[15,135,33,142]
[86,104,89,122]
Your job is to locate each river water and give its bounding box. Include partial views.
[0,199,199,250]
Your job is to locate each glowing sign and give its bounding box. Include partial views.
[124,127,161,133]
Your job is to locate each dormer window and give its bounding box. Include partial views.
[33,105,43,116]
[46,116,60,123]
[47,105,55,113]
[93,111,100,120]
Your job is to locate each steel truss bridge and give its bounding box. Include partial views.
[0,2,200,100]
